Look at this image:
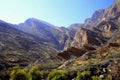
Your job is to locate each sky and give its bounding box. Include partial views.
[0,0,114,27]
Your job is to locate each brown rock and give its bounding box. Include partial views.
[56,47,87,60]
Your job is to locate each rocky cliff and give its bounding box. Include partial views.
[64,0,120,50]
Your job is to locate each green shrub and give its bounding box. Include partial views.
[29,71,43,80]
[28,65,43,80]
[92,76,101,80]
[75,71,91,80]
[10,65,44,80]
[10,67,28,80]
[47,70,68,80]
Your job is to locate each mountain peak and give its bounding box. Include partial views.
[24,18,56,28]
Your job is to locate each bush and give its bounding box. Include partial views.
[29,65,43,80]
[10,66,28,80]
[92,76,101,80]
[47,70,68,80]
[10,65,44,80]
[29,71,43,80]
[75,71,91,80]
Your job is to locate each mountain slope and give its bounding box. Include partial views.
[0,20,57,69]
[16,18,72,50]
[68,23,84,36]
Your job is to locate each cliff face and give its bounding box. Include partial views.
[64,0,120,50]
[84,0,120,29]
[71,28,93,48]
[93,20,119,38]
[84,9,105,29]
[68,28,105,49]
[103,0,120,19]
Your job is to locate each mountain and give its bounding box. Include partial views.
[16,18,72,50]
[103,0,120,19]
[56,1,120,79]
[84,0,120,29]
[17,18,61,49]
[68,23,84,36]
[84,9,105,29]
[0,20,57,70]
[64,0,120,50]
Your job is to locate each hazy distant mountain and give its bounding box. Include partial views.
[17,18,61,49]
[68,23,84,36]
[16,18,72,50]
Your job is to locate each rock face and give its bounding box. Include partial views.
[93,20,119,38]
[65,27,107,50]
[84,0,120,29]
[103,0,120,19]
[71,28,105,49]
[57,45,96,60]
[84,9,105,29]
[57,47,87,60]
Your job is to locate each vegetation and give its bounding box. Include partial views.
[10,66,28,80]
[47,70,68,80]
[9,65,43,80]
[92,76,101,80]
[28,65,43,80]
[3,46,118,80]
[9,66,69,80]
[75,71,91,80]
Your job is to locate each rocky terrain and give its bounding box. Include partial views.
[0,20,58,70]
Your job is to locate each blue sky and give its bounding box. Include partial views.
[0,0,114,27]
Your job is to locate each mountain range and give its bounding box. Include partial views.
[0,0,120,80]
